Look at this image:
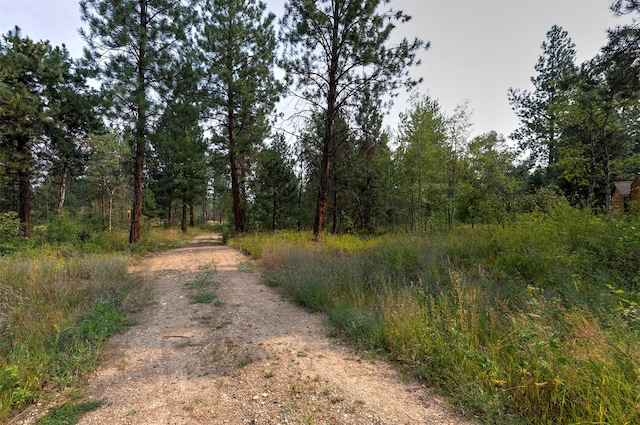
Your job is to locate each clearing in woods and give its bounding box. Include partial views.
[15,233,476,425]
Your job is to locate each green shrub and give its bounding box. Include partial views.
[232,206,640,425]
[0,212,22,254]
[0,252,132,420]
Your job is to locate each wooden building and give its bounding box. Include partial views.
[611,175,640,217]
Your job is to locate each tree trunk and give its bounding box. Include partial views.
[228,94,245,233]
[602,125,612,211]
[101,178,106,228]
[108,188,115,231]
[314,135,331,240]
[189,204,194,227]
[18,136,30,237]
[587,133,597,208]
[332,188,337,234]
[230,151,244,232]
[272,186,277,230]
[18,168,30,238]
[313,8,340,241]
[181,202,187,233]
[168,198,173,228]
[129,0,147,244]
[58,165,68,211]
[418,167,423,232]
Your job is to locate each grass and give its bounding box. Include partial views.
[0,220,215,422]
[35,400,103,425]
[185,265,220,305]
[230,206,640,425]
[0,252,133,419]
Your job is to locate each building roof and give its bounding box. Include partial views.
[613,181,633,196]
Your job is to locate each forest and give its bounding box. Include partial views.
[0,0,638,240]
[1,0,640,424]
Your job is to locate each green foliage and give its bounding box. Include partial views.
[185,266,219,305]
[0,246,134,419]
[41,212,85,244]
[199,0,281,233]
[232,206,640,424]
[250,135,299,231]
[280,0,426,238]
[0,212,21,254]
[35,400,102,425]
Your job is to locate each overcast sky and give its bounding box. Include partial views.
[1,0,634,142]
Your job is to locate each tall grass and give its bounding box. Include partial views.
[0,217,209,421]
[231,206,640,424]
[0,253,133,419]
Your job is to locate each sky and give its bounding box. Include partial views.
[0,0,634,143]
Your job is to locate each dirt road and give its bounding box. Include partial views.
[17,233,475,424]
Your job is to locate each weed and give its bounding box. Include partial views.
[35,400,102,425]
[185,268,219,305]
[228,209,640,425]
[237,261,256,272]
[190,292,218,304]
[238,355,253,367]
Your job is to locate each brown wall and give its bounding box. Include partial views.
[631,177,640,202]
[630,176,640,216]
[611,189,626,218]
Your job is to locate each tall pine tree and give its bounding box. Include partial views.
[508,25,577,182]
[280,0,427,239]
[198,0,281,233]
[80,0,195,242]
[0,28,97,235]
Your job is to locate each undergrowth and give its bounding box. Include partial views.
[231,206,640,425]
[0,217,211,421]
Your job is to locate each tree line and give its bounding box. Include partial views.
[1,0,639,242]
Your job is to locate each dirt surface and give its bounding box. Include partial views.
[14,233,476,425]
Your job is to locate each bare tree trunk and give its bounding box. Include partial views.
[189,204,194,227]
[181,202,187,233]
[18,136,30,237]
[58,166,68,211]
[129,0,147,244]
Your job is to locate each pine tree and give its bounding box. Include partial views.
[151,60,209,233]
[198,0,281,233]
[280,0,427,239]
[0,28,97,236]
[252,135,299,230]
[508,25,577,178]
[80,0,195,243]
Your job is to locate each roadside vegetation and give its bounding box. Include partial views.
[3,1,640,424]
[0,212,204,421]
[230,204,640,425]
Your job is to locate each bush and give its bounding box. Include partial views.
[0,212,22,254]
[231,208,640,425]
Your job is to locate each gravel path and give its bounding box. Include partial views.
[15,233,476,424]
